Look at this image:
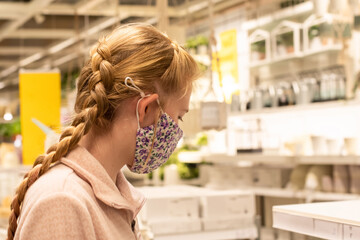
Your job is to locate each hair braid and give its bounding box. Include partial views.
[7,40,115,240]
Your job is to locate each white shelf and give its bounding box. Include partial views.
[296,156,360,165]
[249,44,343,68]
[203,154,295,167]
[153,226,258,240]
[273,200,360,239]
[229,99,360,118]
[201,153,360,167]
[242,1,313,30]
[251,187,360,201]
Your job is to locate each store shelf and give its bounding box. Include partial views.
[296,156,360,165]
[201,153,360,167]
[203,154,295,167]
[242,1,313,30]
[229,99,360,118]
[152,226,258,240]
[251,187,360,201]
[273,200,360,239]
[249,44,343,69]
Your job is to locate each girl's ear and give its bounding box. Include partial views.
[137,94,159,126]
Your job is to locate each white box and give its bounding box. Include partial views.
[200,190,255,219]
[138,186,200,222]
[148,218,202,235]
[202,216,254,231]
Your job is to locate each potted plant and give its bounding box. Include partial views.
[308,25,321,50]
[251,41,266,61]
[276,32,294,56]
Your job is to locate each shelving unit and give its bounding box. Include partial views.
[273,200,360,239]
[241,1,313,31]
[187,153,360,167]
[202,154,295,167]
[152,227,258,240]
[249,44,343,69]
[251,187,360,202]
[229,99,360,118]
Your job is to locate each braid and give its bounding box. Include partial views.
[7,39,116,240]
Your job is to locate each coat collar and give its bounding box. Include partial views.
[61,145,146,218]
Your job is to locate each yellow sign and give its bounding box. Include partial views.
[212,29,239,103]
[19,70,61,165]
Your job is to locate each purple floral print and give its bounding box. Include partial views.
[128,113,183,174]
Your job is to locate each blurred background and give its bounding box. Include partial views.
[1,0,360,239]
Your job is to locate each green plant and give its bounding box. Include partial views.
[196,133,208,146]
[308,25,320,40]
[185,35,209,49]
[196,35,209,46]
[278,32,293,47]
[0,118,21,138]
[251,41,266,53]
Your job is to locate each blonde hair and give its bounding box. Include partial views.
[7,23,199,240]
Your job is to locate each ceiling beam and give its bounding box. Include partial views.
[7,29,76,39]
[0,2,180,19]
[0,47,45,55]
[0,0,55,42]
[0,15,127,79]
[0,2,26,19]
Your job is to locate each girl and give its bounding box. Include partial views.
[7,23,199,240]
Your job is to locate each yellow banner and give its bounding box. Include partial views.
[19,70,61,165]
[212,29,239,103]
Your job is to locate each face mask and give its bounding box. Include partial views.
[125,77,183,174]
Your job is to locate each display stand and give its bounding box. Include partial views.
[273,200,360,239]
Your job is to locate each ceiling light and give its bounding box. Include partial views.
[4,112,13,121]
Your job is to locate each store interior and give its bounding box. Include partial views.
[1,0,360,239]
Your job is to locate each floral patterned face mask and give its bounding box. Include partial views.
[124,77,183,174]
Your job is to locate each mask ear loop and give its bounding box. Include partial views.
[125,77,161,165]
[125,77,151,129]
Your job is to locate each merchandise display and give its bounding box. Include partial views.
[0,0,360,240]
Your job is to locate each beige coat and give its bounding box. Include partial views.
[15,146,146,240]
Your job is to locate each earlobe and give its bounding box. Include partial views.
[137,94,159,126]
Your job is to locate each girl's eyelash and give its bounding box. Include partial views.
[178,116,184,122]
